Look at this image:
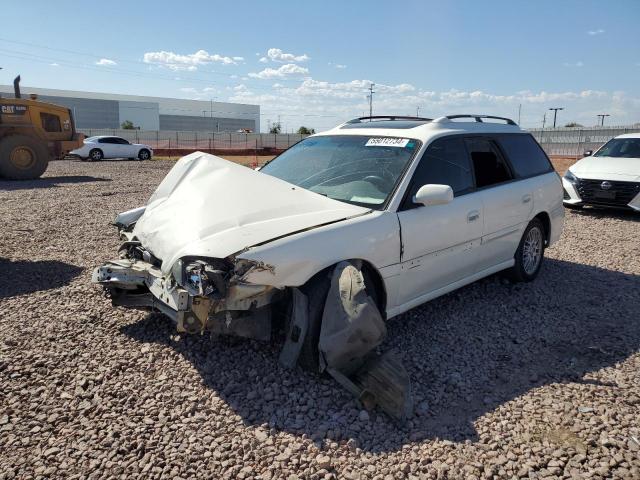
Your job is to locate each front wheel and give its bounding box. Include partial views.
[506,218,545,282]
[138,149,151,161]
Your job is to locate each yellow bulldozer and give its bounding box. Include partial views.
[0,76,84,180]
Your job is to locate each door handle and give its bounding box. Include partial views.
[467,210,480,222]
[522,194,532,204]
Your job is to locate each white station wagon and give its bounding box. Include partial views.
[93,115,564,419]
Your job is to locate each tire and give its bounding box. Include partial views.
[297,263,382,372]
[0,134,50,180]
[506,218,546,283]
[138,149,151,161]
[297,270,332,372]
[89,148,103,161]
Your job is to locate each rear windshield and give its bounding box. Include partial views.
[594,138,640,158]
[260,135,420,208]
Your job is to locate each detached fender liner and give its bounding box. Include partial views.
[279,261,413,422]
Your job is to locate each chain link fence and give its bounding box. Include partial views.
[77,128,308,152]
[530,125,640,157]
[79,125,640,158]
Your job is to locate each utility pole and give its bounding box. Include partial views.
[549,107,564,128]
[210,99,214,131]
[517,104,522,125]
[367,83,375,119]
[416,106,421,117]
[597,114,610,126]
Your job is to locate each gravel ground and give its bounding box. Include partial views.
[1,158,639,480]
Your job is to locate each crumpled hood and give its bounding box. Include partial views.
[133,152,369,273]
[570,156,640,181]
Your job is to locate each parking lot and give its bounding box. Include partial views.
[1,158,639,479]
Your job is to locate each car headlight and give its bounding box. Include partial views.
[564,170,579,184]
[171,259,228,298]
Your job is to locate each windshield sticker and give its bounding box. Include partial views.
[365,137,410,148]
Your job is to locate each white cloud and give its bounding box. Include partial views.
[294,78,415,99]
[334,64,347,69]
[266,48,309,63]
[226,76,639,132]
[49,62,60,67]
[96,58,117,66]
[587,28,605,36]
[563,61,584,67]
[143,49,241,70]
[178,86,219,98]
[259,57,268,63]
[248,63,309,79]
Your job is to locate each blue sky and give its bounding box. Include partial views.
[1,0,638,131]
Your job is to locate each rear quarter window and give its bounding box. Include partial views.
[497,134,553,178]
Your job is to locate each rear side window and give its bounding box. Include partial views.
[497,134,553,177]
[99,137,116,144]
[40,112,61,132]
[401,136,474,209]
[465,138,513,188]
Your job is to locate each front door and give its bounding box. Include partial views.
[397,136,483,305]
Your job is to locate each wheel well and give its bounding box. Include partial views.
[534,211,551,245]
[360,260,387,318]
[300,259,387,319]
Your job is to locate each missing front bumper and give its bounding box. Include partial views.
[92,259,278,339]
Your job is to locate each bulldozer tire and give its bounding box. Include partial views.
[0,135,50,180]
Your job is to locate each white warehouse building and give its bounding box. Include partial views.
[0,84,260,132]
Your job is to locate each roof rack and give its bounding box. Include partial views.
[345,115,433,124]
[435,114,517,125]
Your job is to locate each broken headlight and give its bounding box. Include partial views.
[172,259,228,298]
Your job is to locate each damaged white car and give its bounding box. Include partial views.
[93,115,564,420]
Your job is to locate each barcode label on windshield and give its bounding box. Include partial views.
[365,137,410,148]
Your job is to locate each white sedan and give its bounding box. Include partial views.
[70,135,153,161]
[563,133,640,211]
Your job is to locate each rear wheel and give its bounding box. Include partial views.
[89,148,103,161]
[506,218,546,282]
[0,134,50,180]
[138,149,151,161]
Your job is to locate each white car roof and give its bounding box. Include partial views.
[317,115,525,143]
[614,133,640,139]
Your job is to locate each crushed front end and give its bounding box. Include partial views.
[92,238,282,341]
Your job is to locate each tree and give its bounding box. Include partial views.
[297,126,315,135]
[121,120,137,130]
[269,122,282,134]
[564,122,584,128]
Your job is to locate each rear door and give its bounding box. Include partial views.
[396,136,483,304]
[466,136,533,271]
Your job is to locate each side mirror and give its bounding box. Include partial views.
[583,150,593,156]
[413,184,454,206]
